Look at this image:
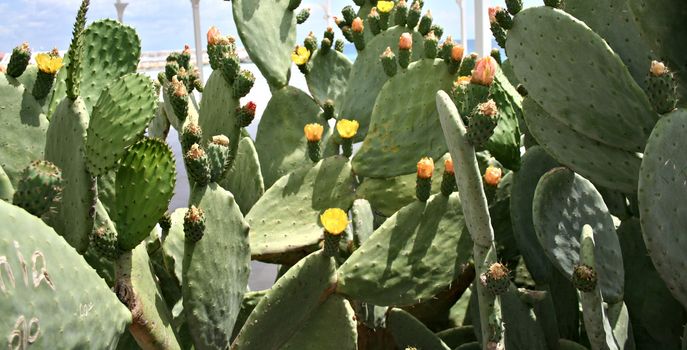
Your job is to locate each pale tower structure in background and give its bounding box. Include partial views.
[114,0,128,22]
[191,0,204,82]
[473,0,492,57]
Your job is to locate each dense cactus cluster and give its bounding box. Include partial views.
[0,0,686,349]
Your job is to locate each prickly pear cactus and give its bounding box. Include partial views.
[0,200,131,349]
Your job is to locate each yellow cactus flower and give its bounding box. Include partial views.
[320,208,348,235]
[336,119,359,139]
[35,53,63,74]
[417,157,434,179]
[377,0,395,13]
[484,166,502,186]
[291,46,311,66]
[304,123,324,142]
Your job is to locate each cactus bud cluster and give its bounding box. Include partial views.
[92,226,121,260]
[296,8,311,24]
[418,10,433,36]
[482,262,510,295]
[380,47,398,77]
[184,206,206,242]
[646,60,677,114]
[7,42,31,78]
[184,144,211,186]
[182,122,203,152]
[13,160,64,218]
[416,157,434,201]
[168,76,189,123]
[377,1,394,31]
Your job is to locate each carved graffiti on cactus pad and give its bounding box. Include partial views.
[0,242,55,294]
[7,315,39,349]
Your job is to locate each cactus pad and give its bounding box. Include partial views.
[638,108,687,309]
[280,295,358,350]
[44,97,95,253]
[0,165,13,201]
[232,0,296,88]
[510,146,559,283]
[0,200,131,349]
[219,136,264,215]
[231,251,337,349]
[198,70,240,149]
[50,19,141,115]
[386,308,451,350]
[506,7,656,152]
[114,138,176,250]
[533,167,624,303]
[339,26,425,141]
[353,58,454,177]
[85,73,157,177]
[184,184,250,349]
[0,73,49,186]
[522,98,641,193]
[246,156,355,264]
[305,50,352,107]
[337,193,473,306]
[254,86,327,187]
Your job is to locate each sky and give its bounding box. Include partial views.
[0,0,539,53]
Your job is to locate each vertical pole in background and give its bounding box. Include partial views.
[474,0,492,57]
[114,0,129,22]
[455,0,468,53]
[191,0,204,82]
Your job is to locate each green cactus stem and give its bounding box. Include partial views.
[165,60,180,81]
[436,90,504,349]
[6,42,31,78]
[380,47,398,77]
[184,205,206,242]
[233,69,255,98]
[440,36,454,63]
[65,0,90,100]
[395,0,408,26]
[296,7,311,24]
[184,144,211,186]
[646,60,677,114]
[418,10,433,35]
[13,160,63,218]
[320,37,332,53]
[424,32,438,59]
[491,22,507,49]
[158,212,172,238]
[416,157,433,202]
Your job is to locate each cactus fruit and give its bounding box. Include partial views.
[7,42,31,78]
[92,225,121,260]
[304,32,318,53]
[490,48,502,64]
[495,8,513,30]
[296,7,311,24]
[320,208,348,257]
[182,122,203,152]
[13,160,63,217]
[207,135,231,182]
[431,24,444,39]
[33,51,63,100]
[337,119,359,157]
[424,31,438,59]
[483,263,510,295]
[184,205,206,242]
[505,0,523,14]
[440,36,454,63]
[368,8,381,35]
[352,17,365,51]
[407,1,422,29]
[416,157,434,202]
[233,69,255,98]
[457,52,478,77]
[335,39,345,52]
[646,60,677,114]
[304,123,324,162]
[418,10,433,35]
[322,99,335,120]
[159,212,172,236]
[448,45,464,74]
[237,101,257,127]
[184,144,212,186]
[395,0,408,26]
[168,76,189,123]
[220,52,241,83]
[341,5,356,25]
[398,33,413,69]
[544,0,563,8]
[381,47,398,77]
[207,26,236,70]
[467,99,499,148]
[572,264,597,293]
[165,61,180,81]
[440,157,456,196]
